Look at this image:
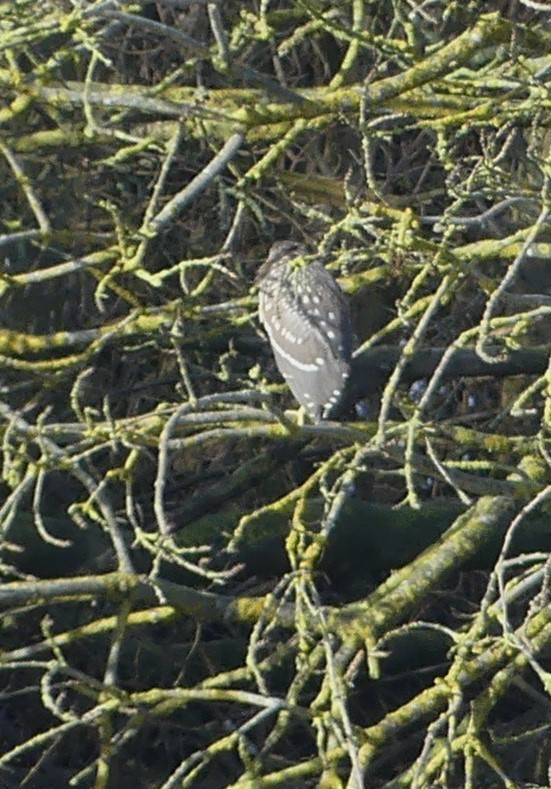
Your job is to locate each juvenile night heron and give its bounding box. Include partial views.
[256,240,352,422]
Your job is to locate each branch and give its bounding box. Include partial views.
[348,344,550,400]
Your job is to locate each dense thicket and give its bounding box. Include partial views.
[0,2,550,787]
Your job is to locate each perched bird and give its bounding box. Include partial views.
[256,240,353,422]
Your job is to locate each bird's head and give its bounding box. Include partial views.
[265,240,308,268]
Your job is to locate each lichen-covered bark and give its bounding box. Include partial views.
[1,2,551,788]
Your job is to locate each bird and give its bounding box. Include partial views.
[256,240,353,422]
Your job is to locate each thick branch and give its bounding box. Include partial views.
[348,344,549,400]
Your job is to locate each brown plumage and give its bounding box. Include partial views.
[257,241,352,421]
